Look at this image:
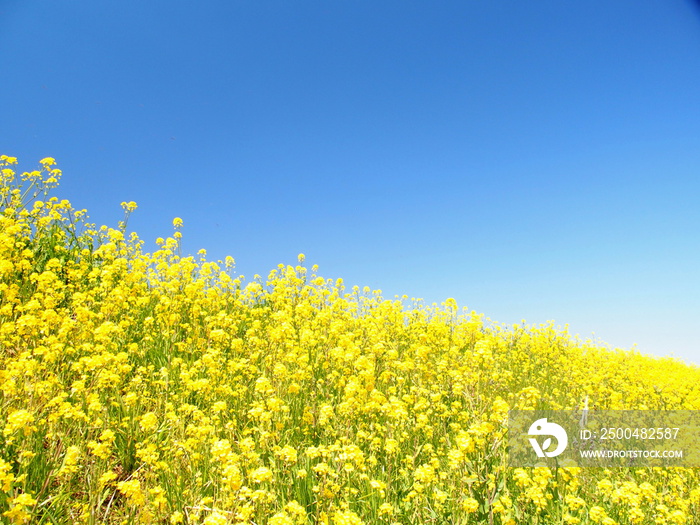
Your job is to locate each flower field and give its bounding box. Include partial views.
[2,155,700,524]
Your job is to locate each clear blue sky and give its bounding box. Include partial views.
[3,1,700,364]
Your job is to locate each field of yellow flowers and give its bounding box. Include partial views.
[2,155,700,524]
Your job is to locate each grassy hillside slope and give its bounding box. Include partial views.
[1,156,699,524]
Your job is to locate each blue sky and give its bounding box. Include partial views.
[2,0,700,364]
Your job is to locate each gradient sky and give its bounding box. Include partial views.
[2,1,700,364]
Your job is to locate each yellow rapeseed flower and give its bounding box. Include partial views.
[251,466,273,484]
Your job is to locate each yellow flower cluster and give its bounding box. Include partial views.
[2,156,700,524]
